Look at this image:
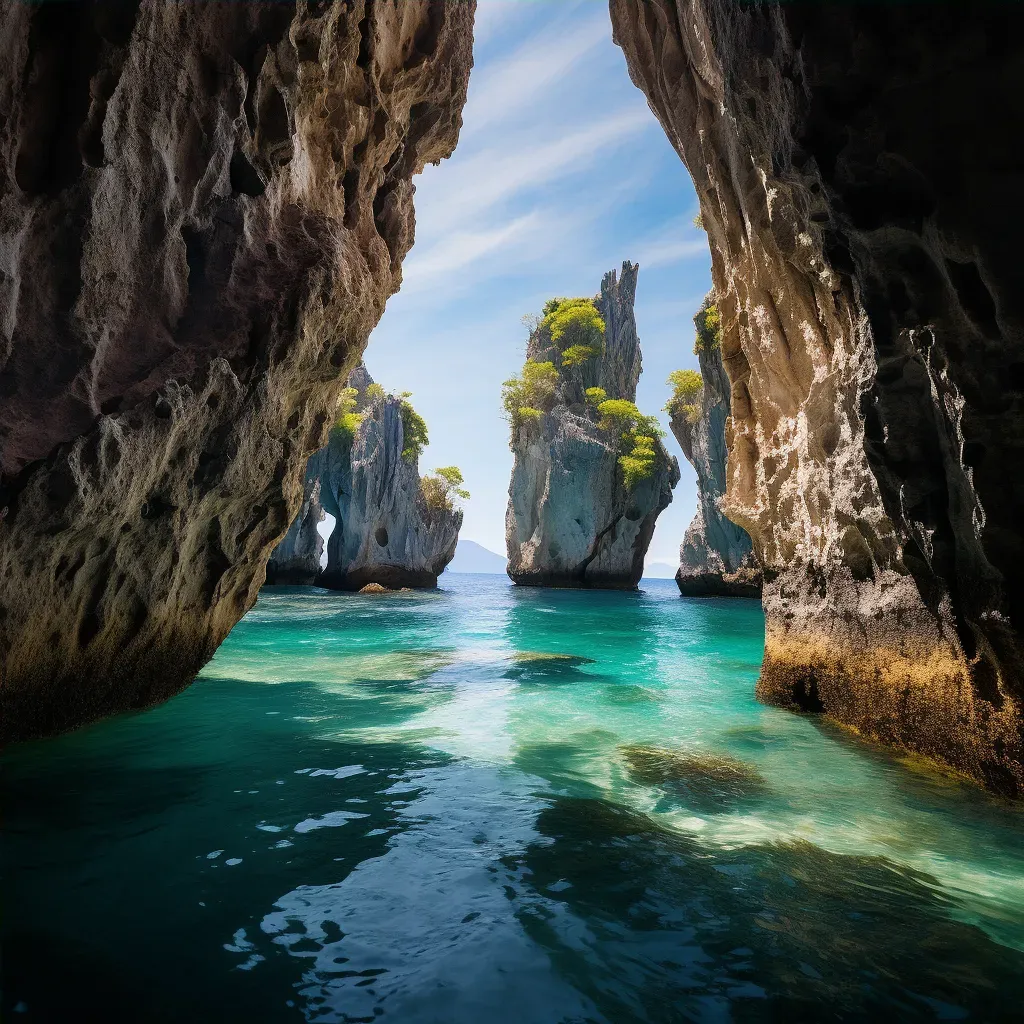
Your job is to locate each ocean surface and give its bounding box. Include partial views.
[4,574,1024,1022]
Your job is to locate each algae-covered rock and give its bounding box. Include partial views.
[621,743,768,806]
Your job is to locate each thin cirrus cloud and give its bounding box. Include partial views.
[633,217,710,269]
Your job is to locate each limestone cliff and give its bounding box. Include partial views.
[506,263,679,589]
[0,1,474,741]
[264,457,324,586]
[318,375,462,590]
[669,298,760,598]
[611,1,1024,792]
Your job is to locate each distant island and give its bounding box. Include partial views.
[444,540,508,575]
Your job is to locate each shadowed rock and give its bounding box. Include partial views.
[621,743,769,807]
[0,1,475,741]
[611,0,1024,794]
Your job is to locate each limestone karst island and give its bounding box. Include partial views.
[2,2,1023,1021]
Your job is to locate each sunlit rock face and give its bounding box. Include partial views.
[0,1,475,741]
[506,263,679,590]
[611,1,1024,792]
[318,382,461,591]
[669,334,760,599]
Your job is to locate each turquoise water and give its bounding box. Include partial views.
[4,574,1024,1022]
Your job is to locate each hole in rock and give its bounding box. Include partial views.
[374,526,389,547]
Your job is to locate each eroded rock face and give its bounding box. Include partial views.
[669,320,760,599]
[318,379,461,590]
[265,457,324,586]
[506,263,679,589]
[0,1,474,740]
[611,1,1024,792]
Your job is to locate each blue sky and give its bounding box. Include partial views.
[363,0,711,567]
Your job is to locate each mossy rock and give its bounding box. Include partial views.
[621,744,769,806]
[511,651,595,665]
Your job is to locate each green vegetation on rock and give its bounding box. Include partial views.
[693,295,722,355]
[597,399,665,491]
[501,359,560,432]
[421,465,470,512]
[399,396,428,461]
[585,387,607,406]
[541,297,605,368]
[333,386,363,441]
[364,381,385,403]
[665,368,703,423]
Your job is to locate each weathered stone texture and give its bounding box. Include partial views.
[316,370,461,590]
[265,458,324,586]
[670,309,760,599]
[0,0,474,740]
[506,263,679,589]
[611,0,1024,792]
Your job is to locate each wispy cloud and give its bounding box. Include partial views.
[464,8,610,126]
[633,217,709,269]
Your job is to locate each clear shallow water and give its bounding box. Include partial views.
[4,574,1024,1023]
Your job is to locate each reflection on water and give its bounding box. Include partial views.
[3,576,1024,1023]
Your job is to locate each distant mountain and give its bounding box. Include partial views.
[445,539,508,575]
[643,562,678,579]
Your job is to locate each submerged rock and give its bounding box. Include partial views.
[668,297,761,599]
[0,2,475,741]
[620,743,768,806]
[611,1,1024,793]
[317,370,462,591]
[505,263,679,589]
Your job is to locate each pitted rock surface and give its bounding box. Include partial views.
[506,263,679,590]
[611,0,1024,792]
[0,0,474,740]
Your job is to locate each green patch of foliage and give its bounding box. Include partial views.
[693,296,722,355]
[596,399,665,490]
[332,387,362,441]
[364,381,385,402]
[560,343,601,368]
[399,396,428,462]
[585,386,607,406]
[692,211,704,230]
[541,297,605,361]
[421,465,470,512]
[665,368,703,423]
[501,360,560,432]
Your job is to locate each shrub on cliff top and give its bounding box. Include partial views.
[421,465,470,512]
[364,381,385,403]
[693,296,722,355]
[501,359,560,434]
[540,297,605,364]
[665,369,703,423]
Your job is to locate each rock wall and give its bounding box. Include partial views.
[264,455,324,586]
[611,1,1024,792]
[669,305,760,598]
[0,1,474,741]
[318,379,461,590]
[506,263,679,589]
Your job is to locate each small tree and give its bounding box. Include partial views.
[585,387,607,406]
[665,368,703,423]
[364,381,385,402]
[501,359,560,432]
[537,297,605,371]
[398,396,428,461]
[421,465,470,512]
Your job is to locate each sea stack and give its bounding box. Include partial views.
[317,369,463,590]
[667,297,761,598]
[505,263,679,589]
